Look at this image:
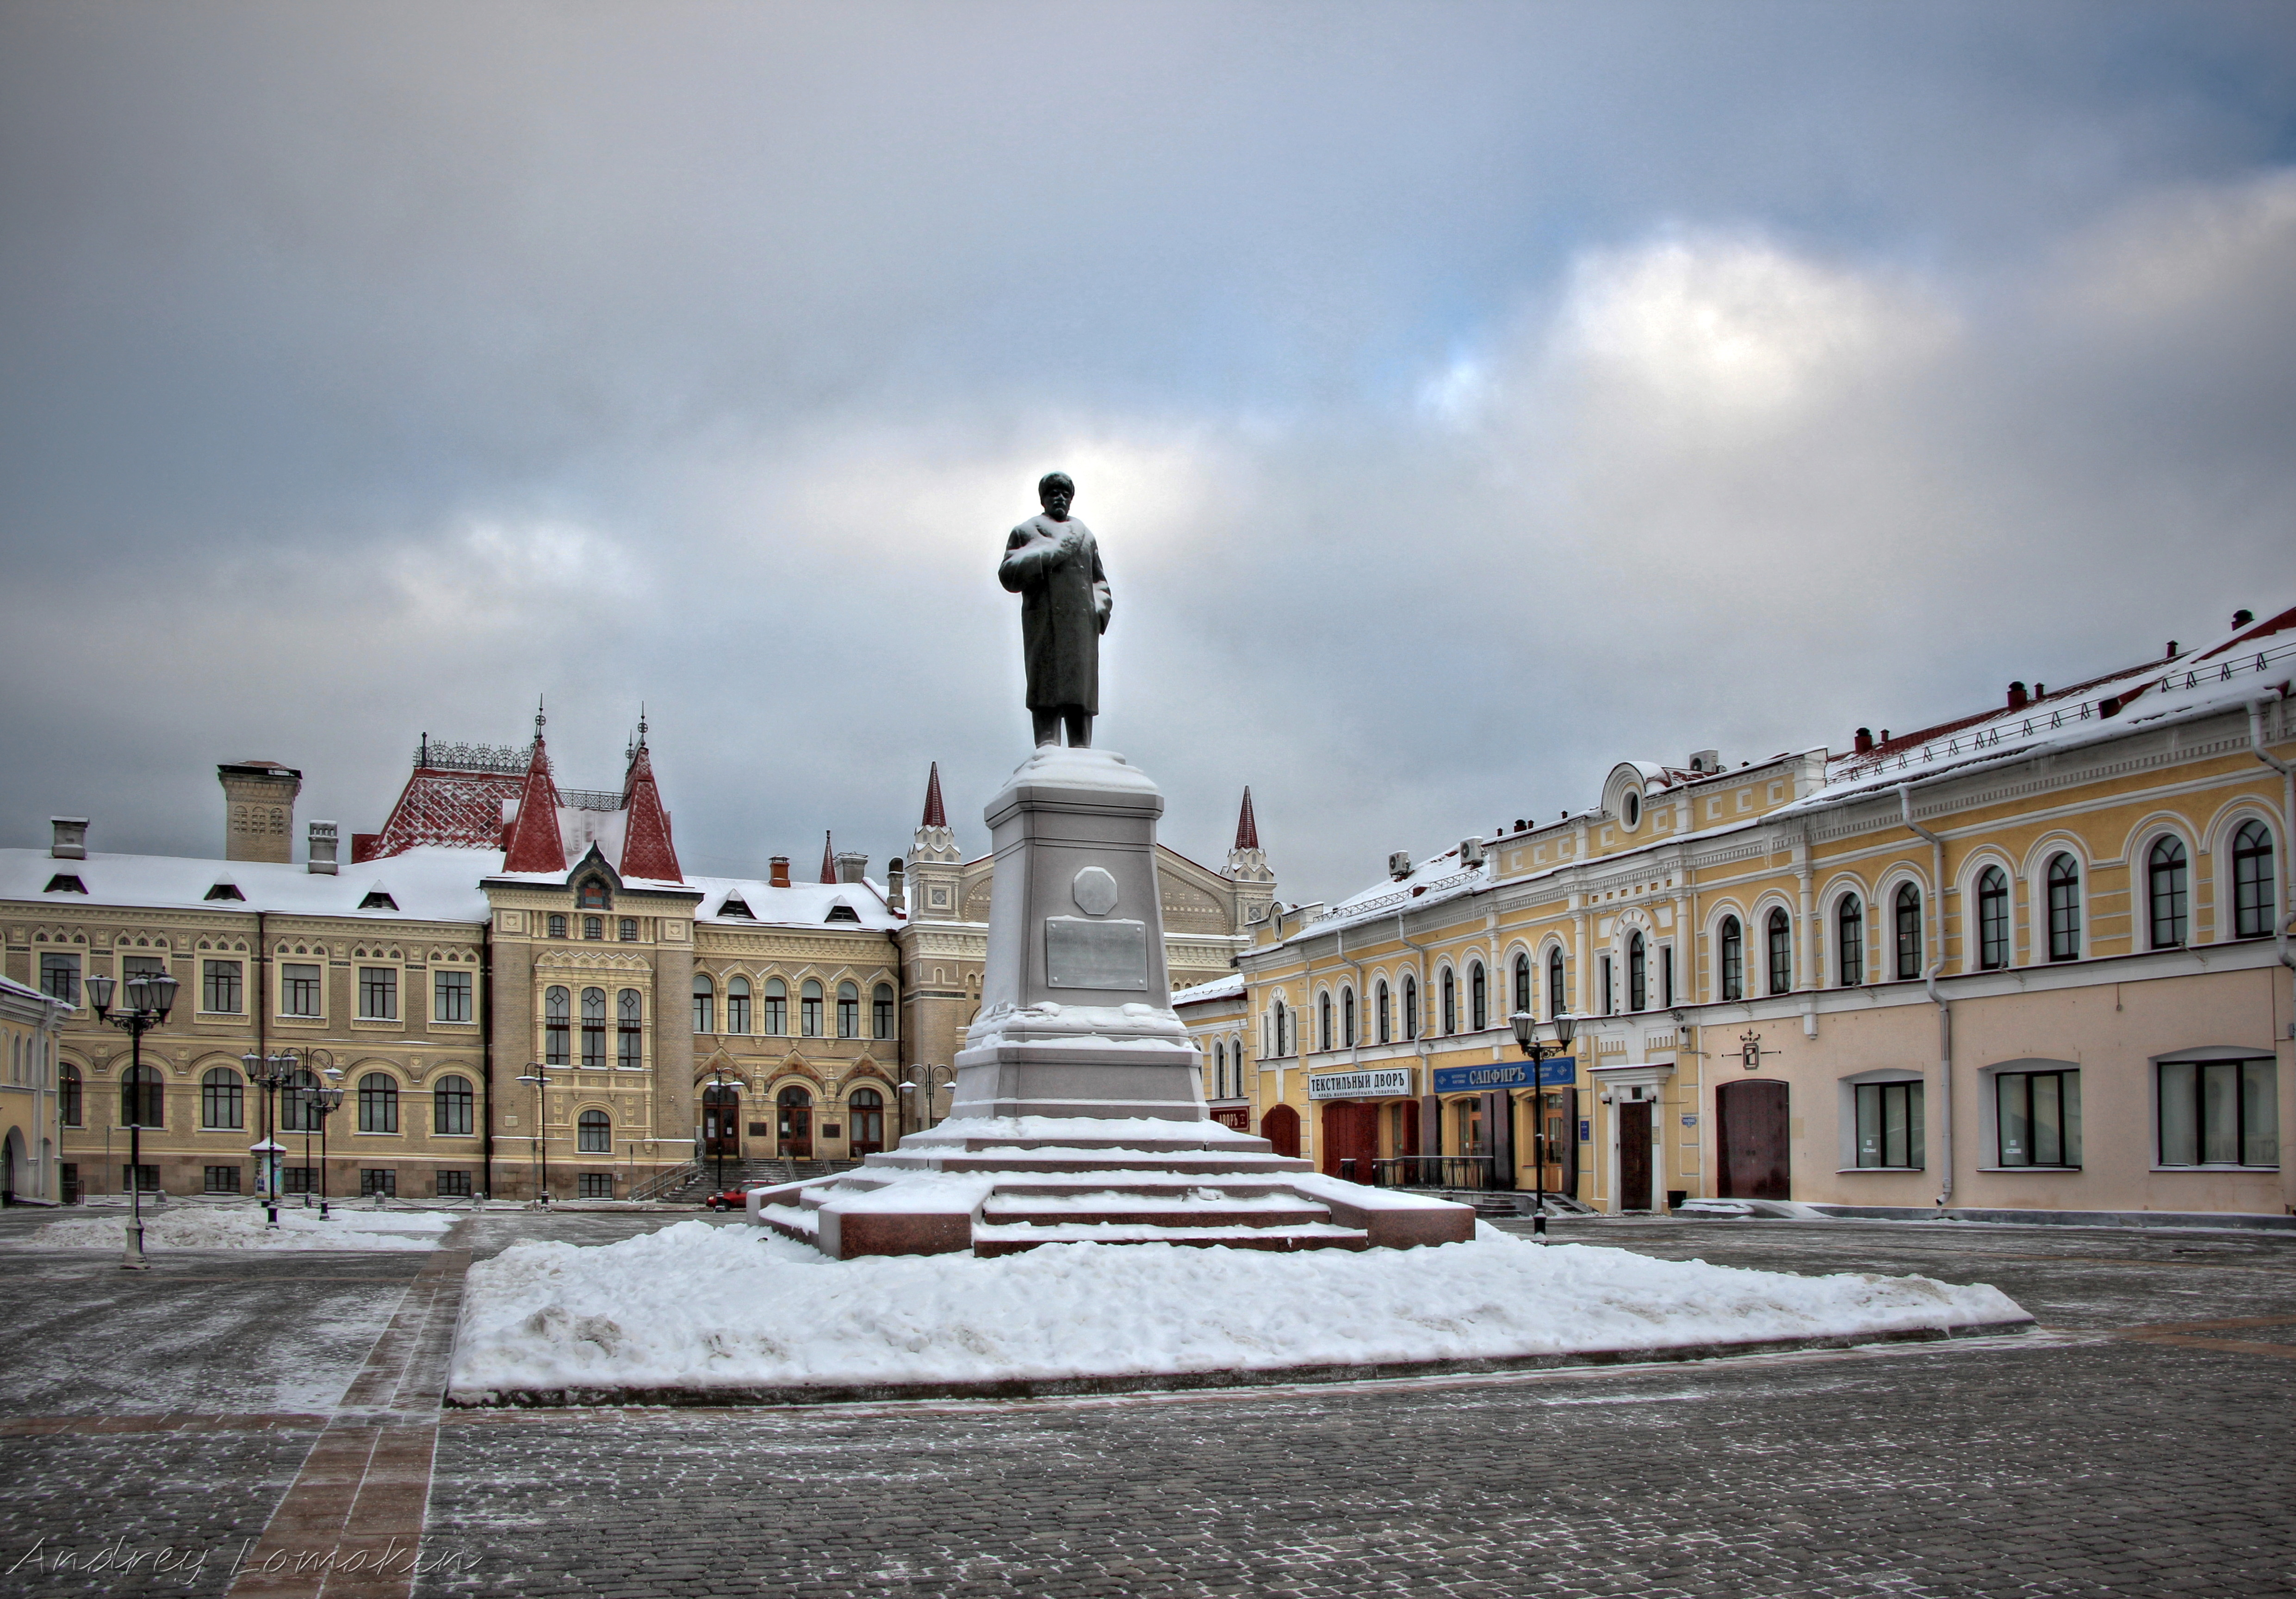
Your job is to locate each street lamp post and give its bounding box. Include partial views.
[898,1066,957,1135]
[516,1063,551,1204]
[707,1064,730,1194]
[309,1069,345,1220]
[240,1047,300,1227]
[1508,1006,1578,1241]
[85,967,179,1270]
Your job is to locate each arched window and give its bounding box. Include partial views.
[2149,837,2188,949]
[583,916,603,941]
[763,978,787,1036]
[547,913,567,939]
[60,1062,82,1127]
[2233,820,2276,939]
[1894,886,1923,980]
[434,1074,475,1135]
[1342,985,1356,1047]
[1767,910,1792,994]
[1628,934,1647,1011]
[1719,917,1744,1001]
[837,981,860,1039]
[725,977,751,1034]
[1440,967,1457,1035]
[1274,1000,1288,1056]
[617,990,642,1067]
[1318,991,1332,1052]
[546,985,571,1064]
[581,986,607,1068]
[1376,980,1391,1044]
[1977,867,2010,969]
[1402,975,1418,1041]
[1212,1040,1225,1098]
[848,1087,884,1153]
[201,1066,244,1130]
[1547,950,1565,1016]
[1513,954,1532,1017]
[358,1072,398,1134]
[2046,855,2081,961]
[800,980,824,1037]
[577,1108,610,1153]
[690,975,713,1036]
[1470,962,1487,1031]
[873,984,896,1041]
[1837,899,1863,987]
[280,1068,319,1133]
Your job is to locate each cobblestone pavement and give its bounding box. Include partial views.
[4,1209,2292,1598]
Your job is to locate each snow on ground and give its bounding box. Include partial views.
[20,1204,453,1252]
[448,1221,2026,1397]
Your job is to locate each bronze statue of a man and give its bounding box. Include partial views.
[999,471,1112,748]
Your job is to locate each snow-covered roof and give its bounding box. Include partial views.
[1298,846,1493,941]
[0,845,500,923]
[691,876,904,932]
[1172,973,1244,1007]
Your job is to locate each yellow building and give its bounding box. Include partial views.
[1,972,70,1203]
[1240,604,2295,1223]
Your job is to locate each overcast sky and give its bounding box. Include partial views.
[4,2,2293,905]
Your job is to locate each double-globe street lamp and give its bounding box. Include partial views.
[517,1062,552,1205]
[899,1065,957,1135]
[241,1047,301,1227]
[1507,1006,1578,1241]
[85,967,179,1271]
[307,1075,345,1219]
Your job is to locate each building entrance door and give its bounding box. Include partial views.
[847,1087,885,1157]
[1321,1101,1379,1184]
[1536,1088,1577,1197]
[1617,1100,1653,1210]
[702,1085,741,1161]
[1717,1079,1791,1199]
[1260,1104,1300,1159]
[777,1086,813,1159]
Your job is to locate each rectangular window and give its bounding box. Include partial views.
[1997,1069,2081,1167]
[281,1166,316,1195]
[726,989,751,1034]
[359,967,398,1020]
[875,992,896,1041]
[1855,1081,1925,1169]
[122,954,166,983]
[360,1169,398,1198]
[123,1164,160,1193]
[282,963,323,1017]
[2158,1059,2277,1168]
[436,1170,473,1198]
[204,1165,242,1194]
[434,969,472,1023]
[202,960,243,1014]
[578,1173,615,1199]
[763,989,786,1036]
[39,952,80,1005]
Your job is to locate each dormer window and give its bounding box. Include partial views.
[825,902,861,923]
[1623,791,1641,829]
[205,882,246,902]
[44,874,86,894]
[718,895,755,919]
[360,890,398,911]
[578,880,609,910]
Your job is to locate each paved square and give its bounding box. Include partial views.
[3,1206,2291,1597]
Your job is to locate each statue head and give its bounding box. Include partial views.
[1038,472,1075,518]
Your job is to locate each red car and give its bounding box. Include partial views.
[701,1189,751,1212]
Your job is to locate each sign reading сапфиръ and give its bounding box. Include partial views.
[1431,1060,1577,1093]
[1307,1067,1415,1100]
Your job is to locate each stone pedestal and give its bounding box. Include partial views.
[950,746,1203,1122]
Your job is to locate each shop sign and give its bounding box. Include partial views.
[1307,1066,1414,1101]
[1431,1059,1576,1093]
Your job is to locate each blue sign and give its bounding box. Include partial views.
[1432,1059,1576,1094]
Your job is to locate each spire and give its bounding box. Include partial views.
[921,762,948,829]
[819,830,837,884]
[501,718,568,873]
[1234,786,1260,851]
[617,731,682,883]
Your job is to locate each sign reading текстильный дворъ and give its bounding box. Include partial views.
[1430,1060,1577,1093]
[1307,1068,1415,1101]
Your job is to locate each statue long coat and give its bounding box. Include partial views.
[999,514,1111,713]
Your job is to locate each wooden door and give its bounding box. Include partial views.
[1617,1100,1653,1211]
[1538,1088,1575,1196]
[703,1089,741,1160]
[1717,1080,1791,1199]
[1321,1102,1379,1184]
[1261,1104,1300,1159]
[777,1092,813,1159]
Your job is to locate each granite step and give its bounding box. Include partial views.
[971,1221,1370,1256]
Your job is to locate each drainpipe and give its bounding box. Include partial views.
[2247,694,2296,985]
[1899,786,1954,1210]
[480,920,495,1201]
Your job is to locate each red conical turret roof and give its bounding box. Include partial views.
[819,830,837,884]
[616,726,682,883]
[921,762,947,829]
[1234,786,1260,851]
[502,709,568,873]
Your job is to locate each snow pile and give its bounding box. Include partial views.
[23,1205,454,1252]
[448,1221,2026,1397]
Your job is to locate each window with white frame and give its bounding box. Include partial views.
[2157,1057,2277,1168]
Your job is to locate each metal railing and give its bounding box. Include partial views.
[1370,1155,1496,1190]
[628,1159,705,1202]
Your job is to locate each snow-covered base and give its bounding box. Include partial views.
[447,1221,2028,1401]
[20,1205,454,1252]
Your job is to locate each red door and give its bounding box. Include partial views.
[1617,1101,1653,1210]
[1321,1102,1379,1184]
[1260,1104,1301,1159]
[1717,1080,1791,1199]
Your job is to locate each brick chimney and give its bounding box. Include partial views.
[50,818,87,859]
[769,855,791,888]
[2006,682,2029,711]
[835,850,869,885]
[218,761,302,863]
